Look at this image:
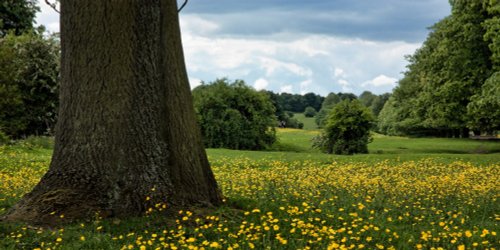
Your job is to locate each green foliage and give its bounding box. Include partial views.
[0,0,39,36]
[315,92,356,127]
[0,31,60,138]
[483,0,500,70]
[315,93,341,128]
[265,92,304,129]
[321,92,341,109]
[379,1,496,137]
[316,92,389,128]
[303,106,316,117]
[370,93,391,117]
[467,72,500,134]
[192,79,277,150]
[376,97,399,135]
[267,92,324,113]
[313,100,374,155]
[0,129,9,144]
[302,92,323,111]
[282,115,304,129]
[358,91,376,107]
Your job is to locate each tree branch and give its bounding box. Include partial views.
[45,0,60,14]
[178,0,189,13]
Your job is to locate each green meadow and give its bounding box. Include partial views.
[1,129,499,249]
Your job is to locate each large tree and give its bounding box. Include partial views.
[3,0,222,224]
[192,79,277,150]
[378,0,494,137]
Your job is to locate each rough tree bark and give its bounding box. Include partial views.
[3,0,222,225]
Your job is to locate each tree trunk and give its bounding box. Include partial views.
[3,0,222,225]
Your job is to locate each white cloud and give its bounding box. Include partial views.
[253,78,269,90]
[334,67,345,78]
[299,79,313,95]
[36,0,60,33]
[338,79,353,92]
[259,57,312,77]
[280,85,293,93]
[180,26,420,95]
[338,79,349,86]
[33,4,423,96]
[180,15,219,35]
[289,39,330,57]
[189,77,203,89]
[362,74,398,87]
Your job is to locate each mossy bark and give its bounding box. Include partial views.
[3,0,221,225]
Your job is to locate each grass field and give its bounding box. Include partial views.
[1,130,499,249]
[292,113,318,130]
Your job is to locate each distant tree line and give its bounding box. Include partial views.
[267,92,324,113]
[264,90,390,130]
[378,0,500,137]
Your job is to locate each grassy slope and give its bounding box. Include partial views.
[292,113,317,130]
[210,128,500,165]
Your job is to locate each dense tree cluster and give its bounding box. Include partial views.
[378,0,500,137]
[268,92,324,113]
[193,79,277,150]
[265,91,304,129]
[0,2,60,139]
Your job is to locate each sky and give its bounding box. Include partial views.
[35,0,451,96]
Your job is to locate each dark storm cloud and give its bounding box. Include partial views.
[180,0,450,42]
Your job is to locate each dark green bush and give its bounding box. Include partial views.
[312,99,374,155]
[192,79,277,150]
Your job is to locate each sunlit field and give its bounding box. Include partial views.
[1,131,499,249]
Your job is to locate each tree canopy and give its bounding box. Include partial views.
[0,0,39,37]
[378,0,498,137]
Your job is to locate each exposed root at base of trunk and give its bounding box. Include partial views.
[2,188,104,227]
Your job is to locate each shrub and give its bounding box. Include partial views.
[192,79,277,150]
[312,99,374,155]
[304,106,317,117]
